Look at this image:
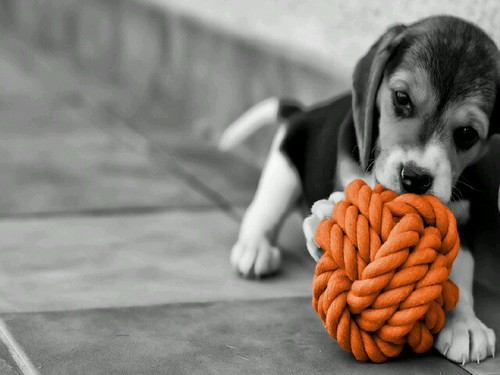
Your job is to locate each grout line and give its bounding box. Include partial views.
[458,364,474,375]
[2,295,312,316]
[105,105,244,223]
[0,319,39,375]
[0,204,231,221]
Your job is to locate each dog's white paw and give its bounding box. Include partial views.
[303,192,346,262]
[303,215,323,261]
[230,237,281,278]
[435,312,496,364]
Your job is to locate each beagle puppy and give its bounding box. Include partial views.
[221,16,499,363]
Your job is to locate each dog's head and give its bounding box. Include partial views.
[353,16,500,202]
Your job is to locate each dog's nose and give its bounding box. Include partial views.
[400,164,433,194]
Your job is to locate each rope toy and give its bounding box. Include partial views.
[312,179,460,362]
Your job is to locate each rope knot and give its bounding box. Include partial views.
[312,179,459,362]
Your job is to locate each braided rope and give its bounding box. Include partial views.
[312,179,459,362]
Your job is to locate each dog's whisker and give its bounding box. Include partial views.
[366,159,377,172]
[451,184,465,201]
[366,145,381,171]
[456,175,479,192]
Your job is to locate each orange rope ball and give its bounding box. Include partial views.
[312,179,460,363]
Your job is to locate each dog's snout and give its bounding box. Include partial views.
[400,164,433,194]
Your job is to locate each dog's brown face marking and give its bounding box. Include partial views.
[373,18,498,202]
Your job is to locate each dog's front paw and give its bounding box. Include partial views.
[435,312,496,364]
[303,192,345,261]
[230,237,281,278]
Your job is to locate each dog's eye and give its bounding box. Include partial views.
[395,91,411,106]
[393,91,412,117]
[454,126,479,151]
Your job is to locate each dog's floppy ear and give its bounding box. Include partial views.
[352,24,406,170]
[489,77,500,136]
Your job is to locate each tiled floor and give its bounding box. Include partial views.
[0,32,316,373]
[0,33,315,313]
[1,298,468,375]
[0,35,496,374]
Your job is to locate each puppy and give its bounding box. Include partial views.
[221,16,499,363]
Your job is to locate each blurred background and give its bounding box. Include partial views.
[0,1,498,374]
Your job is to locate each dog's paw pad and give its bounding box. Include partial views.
[435,313,496,364]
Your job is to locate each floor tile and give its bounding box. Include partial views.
[0,132,211,215]
[128,103,261,208]
[0,210,314,313]
[0,297,467,375]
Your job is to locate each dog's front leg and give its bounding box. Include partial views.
[435,246,496,364]
[231,127,301,277]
